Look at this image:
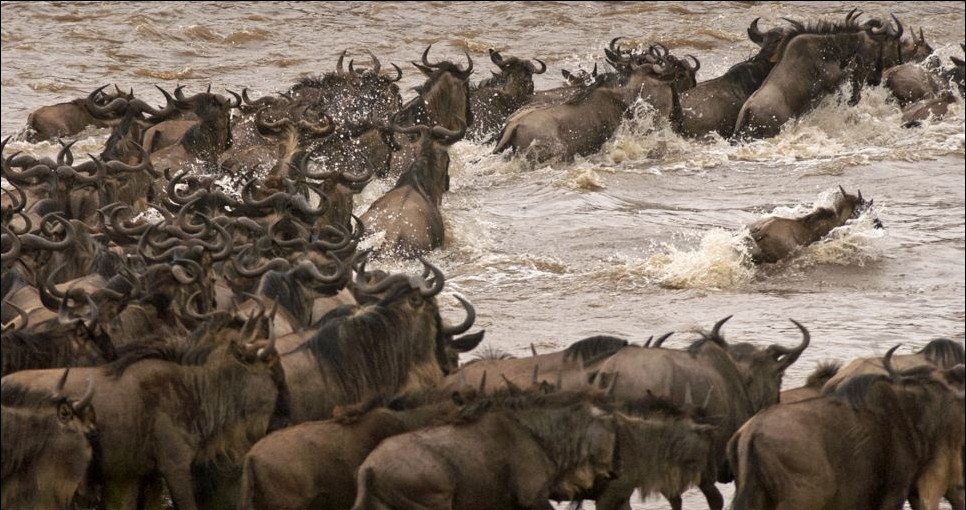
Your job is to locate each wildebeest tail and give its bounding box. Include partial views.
[728,434,771,510]
[350,467,376,510]
[493,124,516,154]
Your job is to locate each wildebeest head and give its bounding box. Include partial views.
[479,49,547,99]
[392,124,463,203]
[834,184,882,228]
[699,316,810,411]
[1,369,96,510]
[394,45,474,133]
[171,86,240,156]
[899,26,934,63]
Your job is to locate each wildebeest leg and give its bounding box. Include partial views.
[156,438,199,510]
[103,479,140,510]
[140,476,165,510]
[665,493,683,510]
[946,487,966,510]
[698,479,724,510]
[594,483,635,510]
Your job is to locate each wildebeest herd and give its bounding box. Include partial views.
[1,6,964,510]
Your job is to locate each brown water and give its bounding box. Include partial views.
[2,2,964,508]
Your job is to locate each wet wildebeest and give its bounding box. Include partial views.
[779,361,841,403]
[593,316,810,510]
[0,317,286,510]
[902,45,965,127]
[25,85,134,142]
[676,18,791,139]
[278,258,483,422]
[148,86,240,172]
[746,185,880,264]
[390,45,473,175]
[361,125,462,257]
[351,391,623,510]
[468,49,547,141]
[728,347,966,510]
[823,337,964,390]
[238,388,474,510]
[441,334,631,393]
[493,54,683,165]
[1,370,96,510]
[734,14,905,139]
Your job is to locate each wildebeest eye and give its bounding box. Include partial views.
[58,402,74,423]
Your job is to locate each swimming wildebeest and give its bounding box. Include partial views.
[734,13,906,139]
[468,49,547,141]
[593,316,810,510]
[728,346,965,510]
[1,369,96,510]
[746,185,880,264]
[823,338,964,391]
[779,361,841,403]
[361,125,462,257]
[24,85,134,142]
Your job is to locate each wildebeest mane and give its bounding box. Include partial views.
[831,367,939,412]
[2,330,82,378]
[333,387,461,424]
[105,341,216,378]
[1,406,63,482]
[1,381,62,407]
[918,338,964,368]
[454,390,604,424]
[464,345,516,365]
[563,335,629,364]
[297,287,428,402]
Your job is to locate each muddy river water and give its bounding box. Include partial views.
[2,1,964,508]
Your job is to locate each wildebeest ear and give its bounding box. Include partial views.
[587,370,600,385]
[450,330,485,352]
[951,56,965,67]
[940,364,965,390]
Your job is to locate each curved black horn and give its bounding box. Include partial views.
[417,256,445,297]
[748,17,765,44]
[882,344,901,380]
[442,294,475,335]
[772,319,811,370]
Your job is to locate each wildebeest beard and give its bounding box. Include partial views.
[296,285,441,405]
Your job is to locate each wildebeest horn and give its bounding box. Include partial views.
[1,300,28,332]
[257,318,277,361]
[417,256,445,297]
[225,89,242,108]
[421,44,435,68]
[609,37,625,53]
[489,48,504,66]
[389,63,402,81]
[430,125,465,145]
[686,55,701,73]
[55,368,70,396]
[652,332,673,348]
[501,374,522,394]
[1,224,22,265]
[770,319,811,370]
[366,49,382,74]
[289,259,346,286]
[73,376,95,414]
[530,58,547,74]
[460,50,473,77]
[838,184,847,197]
[782,17,805,32]
[857,189,863,201]
[882,344,901,380]
[748,17,765,44]
[846,8,862,25]
[337,49,347,73]
[171,258,203,285]
[532,364,539,385]
[442,294,475,335]
[87,85,128,117]
[478,371,487,394]
[530,343,538,357]
[348,59,357,74]
[890,14,904,39]
[712,315,732,339]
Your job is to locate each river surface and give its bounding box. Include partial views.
[2,2,964,508]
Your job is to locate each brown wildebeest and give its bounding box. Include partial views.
[734,14,905,139]
[350,391,622,510]
[468,49,546,141]
[1,369,95,510]
[593,316,810,510]
[0,317,287,510]
[361,125,462,257]
[779,361,841,403]
[25,85,133,142]
[823,338,964,391]
[746,185,880,264]
[728,347,965,510]
[238,388,474,510]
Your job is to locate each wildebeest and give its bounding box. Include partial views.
[779,361,841,403]
[468,49,546,141]
[238,387,473,510]
[350,391,622,510]
[676,18,791,139]
[278,257,483,422]
[25,85,134,142]
[361,125,462,257]
[1,369,96,510]
[823,337,964,390]
[728,347,965,510]
[0,317,286,510]
[746,185,880,264]
[884,62,942,106]
[593,316,810,510]
[734,14,905,139]
[494,49,686,164]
